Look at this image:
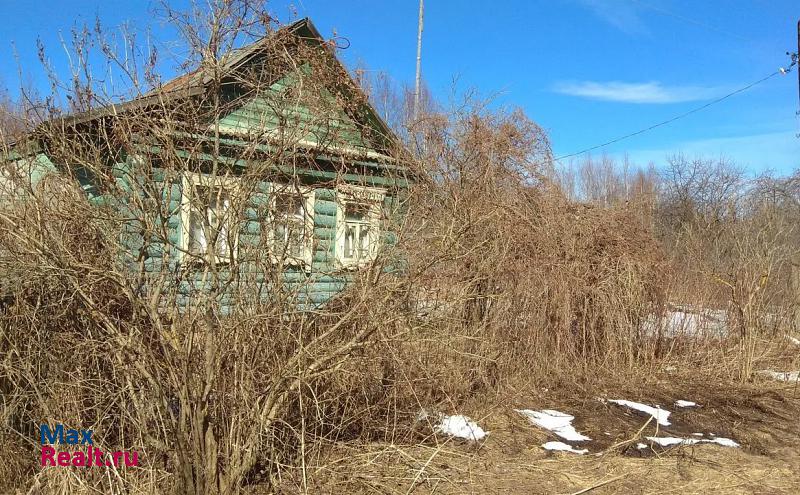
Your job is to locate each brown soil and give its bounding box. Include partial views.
[273,373,800,494]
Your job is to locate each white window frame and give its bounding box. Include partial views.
[266,183,316,268]
[179,172,240,265]
[335,184,385,268]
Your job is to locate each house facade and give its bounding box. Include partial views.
[3,18,409,310]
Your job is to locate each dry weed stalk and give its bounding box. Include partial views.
[2,2,773,494]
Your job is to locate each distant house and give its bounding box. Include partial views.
[2,18,409,309]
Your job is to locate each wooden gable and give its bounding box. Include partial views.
[154,18,404,165]
[216,65,379,155]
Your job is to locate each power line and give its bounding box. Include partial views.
[631,0,755,43]
[555,69,787,162]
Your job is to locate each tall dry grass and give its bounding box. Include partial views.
[1,2,797,494]
[0,95,668,495]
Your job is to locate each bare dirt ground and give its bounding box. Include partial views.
[275,371,800,494]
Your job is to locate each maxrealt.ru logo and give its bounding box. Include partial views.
[40,424,139,467]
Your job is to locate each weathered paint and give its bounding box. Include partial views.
[116,165,401,311]
[6,17,409,311]
[218,67,373,151]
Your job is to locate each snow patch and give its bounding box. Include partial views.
[515,409,590,442]
[636,442,648,449]
[643,305,727,338]
[708,437,740,448]
[674,400,697,408]
[542,441,588,454]
[759,370,800,382]
[609,400,671,426]
[434,415,487,441]
[646,436,739,448]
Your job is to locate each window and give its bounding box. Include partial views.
[267,184,315,267]
[180,173,239,264]
[336,185,385,267]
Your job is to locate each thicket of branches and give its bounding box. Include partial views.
[0,2,797,494]
[557,154,800,378]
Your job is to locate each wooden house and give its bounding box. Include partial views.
[2,18,410,310]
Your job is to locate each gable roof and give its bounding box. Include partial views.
[53,18,404,164]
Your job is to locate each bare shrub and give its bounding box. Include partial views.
[401,102,666,388]
[0,2,414,493]
[0,3,737,494]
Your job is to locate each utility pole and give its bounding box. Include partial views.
[413,0,424,121]
[794,19,800,333]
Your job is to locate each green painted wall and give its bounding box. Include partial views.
[6,55,407,311]
[217,68,373,151]
[118,165,401,311]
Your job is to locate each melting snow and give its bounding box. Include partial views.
[434,415,487,441]
[643,305,728,338]
[647,436,739,448]
[636,442,648,449]
[542,441,588,454]
[708,437,740,447]
[674,400,697,408]
[515,409,590,441]
[759,370,800,382]
[609,400,671,426]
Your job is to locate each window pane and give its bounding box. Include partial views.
[189,209,207,254]
[216,221,229,256]
[358,225,371,257]
[273,223,287,254]
[207,191,228,228]
[275,192,304,219]
[274,223,304,254]
[208,189,230,221]
[345,202,369,222]
[344,224,356,259]
[188,184,233,259]
[273,190,308,260]
[337,189,384,266]
[287,224,305,257]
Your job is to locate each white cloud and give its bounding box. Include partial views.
[553,80,730,104]
[575,0,647,34]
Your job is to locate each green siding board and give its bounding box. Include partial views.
[243,220,261,235]
[32,101,405,314]
[307,282,347,293]
[131,142,407,186]
[157,147,404,186]
[314,215,336,228]
[311,251,331,263]
[383,231,398,245]
[315,189,335,200]
[218,74,373,149]
[239,236,259,248]
[314,199,337,216]
[313,227,335,241]
[303,293,336,304]
[315,243,333,255]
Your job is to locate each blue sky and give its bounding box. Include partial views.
[1,0,798,174]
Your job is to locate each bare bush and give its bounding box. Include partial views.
[7,2,786,494]
[0,2,415,493]
[401,102,666,386]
